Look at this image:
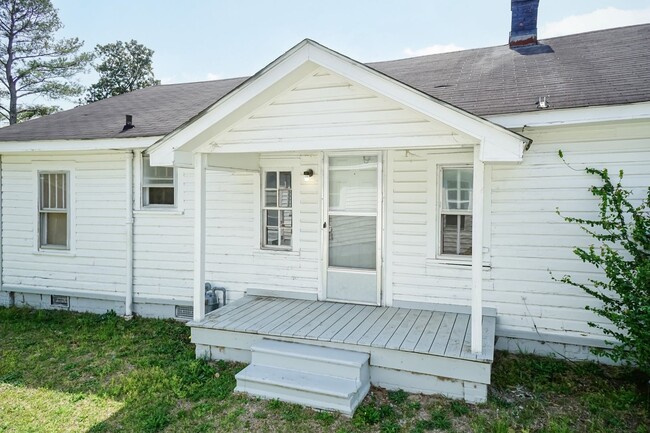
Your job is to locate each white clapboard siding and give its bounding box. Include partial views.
[2,152,128,296]
[210,66,476,150]
[386,120,650,344]
[133,166,194,299]
[488,123,650,340]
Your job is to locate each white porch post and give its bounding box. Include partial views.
[471,144,485,353]
[193,153,207,321]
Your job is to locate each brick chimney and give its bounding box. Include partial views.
[509,0,539,48]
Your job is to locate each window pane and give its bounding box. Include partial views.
[56,173,66,208]
[40,174,49,209]
[265,189,277,207]
[143,156,173,186]
[329,163,377,212]
[281,210,292,228]
[441,214,472,255]
[281,228,292,246]
[266,210,278,227]
[148,187,175,205]
[279,171,291,189]
[442,168,472,211]
[42,213,67,247]
[328,215,376,269]
[265,172,277,189]
[266,228,279,246]
[278,189,292,208]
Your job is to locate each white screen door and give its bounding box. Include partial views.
[325,154,381,305]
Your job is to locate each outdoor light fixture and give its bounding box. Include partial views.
[303,169,314,180]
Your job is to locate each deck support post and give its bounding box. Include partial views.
[193,153,207,321]
[471,144,484,353]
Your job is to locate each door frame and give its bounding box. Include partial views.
[320,151,383,306]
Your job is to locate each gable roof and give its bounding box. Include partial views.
[0,24,648,142]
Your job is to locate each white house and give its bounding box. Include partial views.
[0,1,648,411]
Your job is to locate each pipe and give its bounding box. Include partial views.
[213,285,227,307]
[0,154,9,308]
[125,151,134,316]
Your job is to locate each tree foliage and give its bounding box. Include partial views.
[84,39,159,103]
[556,150,650,374]
[0,0,91,124]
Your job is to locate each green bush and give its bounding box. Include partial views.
[556,151,649,374]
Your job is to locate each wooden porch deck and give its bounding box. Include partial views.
[189,296,496,402]
[190,296,495,362]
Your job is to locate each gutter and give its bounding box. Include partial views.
[125,151,134,316]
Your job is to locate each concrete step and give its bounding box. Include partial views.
[235,365,369,416]
[236,339,371,415]
[251,339,369,383]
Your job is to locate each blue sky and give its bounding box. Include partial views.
[53,0,650,87]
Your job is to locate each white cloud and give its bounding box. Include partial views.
[403,44,464,57]
[540,7,650,38]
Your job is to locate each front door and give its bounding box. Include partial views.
[325,154,381,305]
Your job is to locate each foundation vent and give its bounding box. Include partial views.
[51,295,70,308]
[175,305,193,320]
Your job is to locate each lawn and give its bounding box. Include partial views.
[0,307,647,433]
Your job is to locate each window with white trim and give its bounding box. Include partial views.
[262,170,292,248]
[142,154,175,206]
[39,171,69,249]
[440,167,473,256]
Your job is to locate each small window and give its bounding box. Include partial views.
[142,155,175,206]
[262,171,292,248]
[440,167,473,256]
[39,172,69,250]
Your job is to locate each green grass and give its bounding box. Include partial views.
[1,307,648,433]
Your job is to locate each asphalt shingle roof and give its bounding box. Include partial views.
[0,24,648,142]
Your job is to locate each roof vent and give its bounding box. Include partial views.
[122,114,135,132]
[509,0,539,48]
[536,96,549,109]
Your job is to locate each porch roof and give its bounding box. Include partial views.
[148,39,531,167]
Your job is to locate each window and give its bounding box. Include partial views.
[142,155,175,206]
[39,172,69,249]
[262,171,292,248]
[440,167,473,256]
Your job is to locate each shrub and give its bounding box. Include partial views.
[556,151,649,374]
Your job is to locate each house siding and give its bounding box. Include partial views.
[0,121,647,356]
[487,121,650,343]
[2,152,128,304]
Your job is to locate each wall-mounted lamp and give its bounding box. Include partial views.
[303,168,314,180]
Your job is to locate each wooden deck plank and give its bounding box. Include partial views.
[330,305,376,343]
[292,302,347,338]
[253,299,310,334]
[373,308,410,347]
[356,307,399,346]
[413,311,444,354]
[192,297,496,363]
[304,303,356,339]
[272,300,327,335]
[236,298,295,332]
[460,319,473,360]
[209,298,273,328]
[444,314,470,358]
[281,302,339,336]
[481,316,497,361]
[385,309,422,350]
[318,305,366,341]
[400,310,433,352]
[342,307,389,344]
[198,296,257,327]
[429,312,457,356]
